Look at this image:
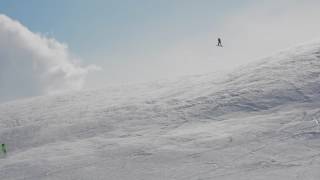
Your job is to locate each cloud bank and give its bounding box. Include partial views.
[0,14,98,102]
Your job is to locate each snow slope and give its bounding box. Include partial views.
[1,41,320,179]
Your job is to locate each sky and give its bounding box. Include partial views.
[1,0,320,102]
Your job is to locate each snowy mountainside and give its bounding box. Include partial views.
[1,42,320,179]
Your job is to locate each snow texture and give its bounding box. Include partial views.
[1,41,320,179]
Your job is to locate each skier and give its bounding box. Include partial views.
[1,144,6,154]
[217,38,222,47]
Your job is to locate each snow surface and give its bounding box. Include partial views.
[1,41,320,179]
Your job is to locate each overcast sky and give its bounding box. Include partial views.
[1,0,320,102]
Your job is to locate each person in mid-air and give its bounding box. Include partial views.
[217,38,222,47]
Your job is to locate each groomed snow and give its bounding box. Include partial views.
[1,41,320,179]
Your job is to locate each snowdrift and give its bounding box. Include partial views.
[1,41,320,179]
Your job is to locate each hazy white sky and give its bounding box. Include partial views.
[1,0,320,102]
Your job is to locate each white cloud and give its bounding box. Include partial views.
[0,14,99,102]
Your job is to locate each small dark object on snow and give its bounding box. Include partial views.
[217,38,223,47]
[1,144,6,154]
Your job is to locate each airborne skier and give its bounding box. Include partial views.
[217,38,223,47]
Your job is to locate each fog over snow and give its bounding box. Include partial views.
[2,1,320,102]
[0,14,99,102]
